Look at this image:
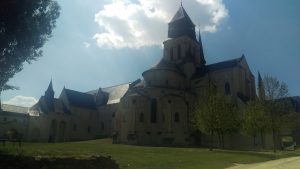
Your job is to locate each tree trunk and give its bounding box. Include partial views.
[210,130,214,151]
[272,128,276,153]
[260,130,265,149]
[221,133,225,149]
[218,132,221,148]
[253,134,256,150]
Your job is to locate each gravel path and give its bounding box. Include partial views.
[226,156,300,169]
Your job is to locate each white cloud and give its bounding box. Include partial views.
[3,96,38,107]
[94,0,228,49]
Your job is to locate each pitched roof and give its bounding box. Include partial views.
[30,97,70,114]
[206,56,244,72]
[87,83,129,105]
[64,88,97,109]
[290,96,300,112]
[1,104,29,115]
[143,59,184,76]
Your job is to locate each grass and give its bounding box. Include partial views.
[1,139,300,169]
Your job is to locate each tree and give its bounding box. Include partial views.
[191,84,239,150]
[242,100,270,149]
[0,0,60,99]
[263,74,291,152]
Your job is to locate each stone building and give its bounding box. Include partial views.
[0,5,299,149]
[112,5,256,146]
[0,81,127,142]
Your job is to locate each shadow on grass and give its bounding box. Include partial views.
[0,150,119,169]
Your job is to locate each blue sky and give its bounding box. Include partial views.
[2,0,300,107]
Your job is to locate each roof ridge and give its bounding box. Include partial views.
[65,88,89,94]
[1,104,29,109]
[101,82,131,89]
[207,56,243,66]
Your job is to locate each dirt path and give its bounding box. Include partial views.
[226,156,300,169]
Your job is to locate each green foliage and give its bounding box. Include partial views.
[242,100,270,137]
[191,86,240,149]
[0,0,60,92]
[262,74,292,152]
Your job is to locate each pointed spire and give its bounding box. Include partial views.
[47,79,54,92]
[44,79,55,111]
[258,71,265,100]
[181,0,183,6]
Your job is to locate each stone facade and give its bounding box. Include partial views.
[112,6,256,146]
[0,6,299,149]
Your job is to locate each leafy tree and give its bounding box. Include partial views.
[242,100,270,149]
[0,0,60,101]
[263,74,291,152]
[191,84,239,150]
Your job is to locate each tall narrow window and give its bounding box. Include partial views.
[177,45,181,58]
[225,82,231,95]
[151,99,157,123]
[170,47,174,60]
[174,112,179,122]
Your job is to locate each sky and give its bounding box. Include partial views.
[2,0,300,107]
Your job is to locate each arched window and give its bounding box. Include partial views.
[225,82,231,95]
[139,112,144,122]
[174,112,180,122]
[177,45,181,58]
[151,99,157,123]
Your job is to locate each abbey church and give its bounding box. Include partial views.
[1,6,299,148]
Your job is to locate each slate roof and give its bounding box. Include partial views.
[143,59,184,76]
[278,96,300,113]
[206,56,244,72]
[1,104,29,116]
[87,83,129,104]
[30,97,70,114]
[192,56,245,79]
[64,89,97,109]
[170,6,194,26]
[291,96,300,112]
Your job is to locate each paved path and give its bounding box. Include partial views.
[227,156,300,169]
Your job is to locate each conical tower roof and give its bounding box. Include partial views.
[170,6,194,26]
[168,5,196,40]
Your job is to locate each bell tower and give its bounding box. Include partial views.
[163,5,206,78]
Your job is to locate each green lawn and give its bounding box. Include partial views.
[1,139,299,169]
